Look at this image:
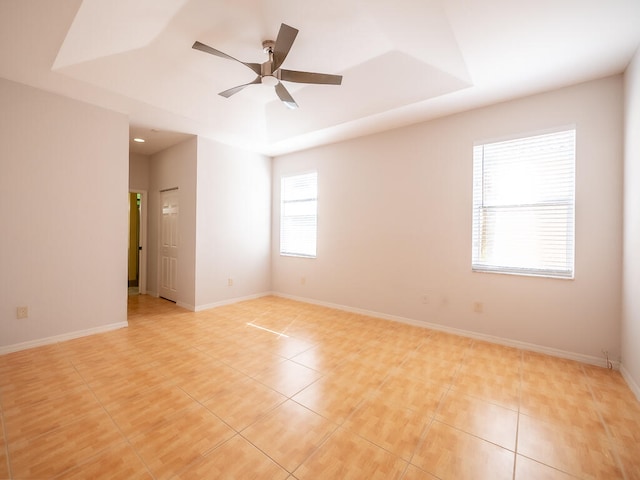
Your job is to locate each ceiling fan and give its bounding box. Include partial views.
[192,23,342,109]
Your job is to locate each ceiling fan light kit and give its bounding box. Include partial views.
[193,23,342,109]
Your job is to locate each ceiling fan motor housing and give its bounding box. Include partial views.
[262,40,275,54]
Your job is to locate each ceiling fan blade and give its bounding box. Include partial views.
[192,41,261,75]
[272,23,298,71]
[279,69,342,85]
[275,82,298,109]
[219,76,262,98]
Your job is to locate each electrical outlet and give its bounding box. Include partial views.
[421,294,429,304]
[301,276,306,285]
[473,301,484,313]
[227,278,233,287]
[16,306,28,319]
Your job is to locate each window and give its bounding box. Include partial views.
[280,172,317,258]
[471,129,576,278]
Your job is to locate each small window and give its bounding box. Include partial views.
[472,129,576,278]
[280,172,317,258]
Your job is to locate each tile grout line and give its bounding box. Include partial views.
[285,347,387,474]
[240,413,340,477]
[136,344,290,478]
[171,432,244,479]
[0,400,13,480]
[2,353,94,480]
[421,345,523,454]
[174,323,325,478]
[154,347,294,475]
[239,314,344,474]
[396,333,441,479]
[399,334,469,477]
[287,331,432,477]
[191,382,288,442]
[581,363,629,480]
[517,357,618,480]
[347,333,437,479]
[67,359,158,480]
[512,348,523,480]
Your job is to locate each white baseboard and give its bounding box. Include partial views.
[0,292,273,355]
[0,322,128,355]
[194,291,274,312]
[3,292,626,381]
[621,365,640,402]
[162,292,274,312]
[273,292,615,369]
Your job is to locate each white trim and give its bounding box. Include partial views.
[194,292,274,312]
[138,190,148,295]
[273,292,616,369]
[473,123,577,148]
[0,322,128,355]
[176,301,195,311]
[621,364,640,402]
[3,291,622,376]
[158,189,179,303]
[128,190,148,295]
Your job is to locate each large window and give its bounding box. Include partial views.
[472,129,576,278]
[280,172,317,258]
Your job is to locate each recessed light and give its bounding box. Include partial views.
[133,138,145,143]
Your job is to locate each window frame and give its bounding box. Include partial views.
[279,171,318,259]
[471,127,576,279]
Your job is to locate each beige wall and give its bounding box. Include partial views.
[0,78,129,349]
[129,152,149,192]
[622,47,640,397]
[272,75,624,362]
[195,138,272,308]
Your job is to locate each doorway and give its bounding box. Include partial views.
[128,190,147,295]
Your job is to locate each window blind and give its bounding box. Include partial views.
[280,172,317,258]
[472,129,576,278]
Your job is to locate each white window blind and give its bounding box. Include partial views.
[472,129,576,278]
[280,172,317,258]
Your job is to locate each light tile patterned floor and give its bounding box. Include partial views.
[1,294,639,479]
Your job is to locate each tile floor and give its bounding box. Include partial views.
[1,294,639,479]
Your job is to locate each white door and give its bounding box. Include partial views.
[160,190,179,302]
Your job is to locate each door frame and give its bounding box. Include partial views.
[129,189,147,295]
[159,188,179,302]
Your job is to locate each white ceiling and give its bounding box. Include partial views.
[1,0,639,156]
